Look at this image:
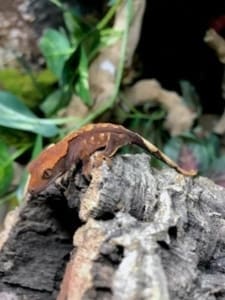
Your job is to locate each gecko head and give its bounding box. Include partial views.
[27,145,63,195]
[27,164,53,194]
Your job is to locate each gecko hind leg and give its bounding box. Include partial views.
[81,151,112,179]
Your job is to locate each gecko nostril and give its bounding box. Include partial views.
[28,189,35,196]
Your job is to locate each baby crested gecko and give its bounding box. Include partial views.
[27,123,197,194]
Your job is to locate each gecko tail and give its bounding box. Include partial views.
[134,135,197,177]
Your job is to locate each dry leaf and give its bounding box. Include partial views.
[123,79,196,135]
[204,29,225,64]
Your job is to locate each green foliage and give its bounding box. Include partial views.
[0,127,32,149]
[164,132,219,173]
[0,69,56,108]
[0,141,13,197]
[40,89,64,116]
[75,46,92,106]
[0,91,59,137]
[16,135,43,202]
[2,0,225,211]
[0,0,129,204]
[179,80,201,117]
[39,29,74,80]
[39,0,122,109]
[205,157,225,187]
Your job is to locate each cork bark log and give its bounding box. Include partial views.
[1,154,225,300]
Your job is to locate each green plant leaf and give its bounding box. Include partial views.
[85,29,121,62]
[16,135,43,202]
[0,126,32,149]
[0,140,13,197]
[206,156,225,187]
[39,29,74,79]
[63,11,85,43]
[61,47,81,89]
[0,69,56,109]
[41,89,64,116]
[164,133,219,173]
[180,80,201,116]
[164,137,199,172]
[99,28,122,48]
[31,135,43,159]
[41,84,72,116]
[0,91,59,137]
[75,46,92,106]
[50,0,63,8]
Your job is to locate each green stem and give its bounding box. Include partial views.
[63,0,132,133]
[3,144,31,168]
[0,191,16,205]
[96,0,122,30]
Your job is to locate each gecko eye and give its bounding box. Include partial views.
[42,168,53,179]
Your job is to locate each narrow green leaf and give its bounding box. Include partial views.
[41,89,63,116]
[7,144,31,165]
[180,80,201,116]
[41,86,73,116]
[75,47,93,106]
[0,91,59,137]
[63,11,84,43]
[61,49,80,88]
[99,28,122,48]
[50,0,63,8]
[96,0,121,30]
[16,135,43,202]
[0,140,13,197]
[31,135,43,159]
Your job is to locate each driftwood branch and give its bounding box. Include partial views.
[1,154,225,300]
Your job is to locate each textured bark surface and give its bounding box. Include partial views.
[0,193,78,299]
[1,154,225,300]
[0,0,73,68]
[0,0,101,68]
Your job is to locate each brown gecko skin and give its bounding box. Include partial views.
[27,123,197,194]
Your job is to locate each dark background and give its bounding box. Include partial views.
[138,0,225,114]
